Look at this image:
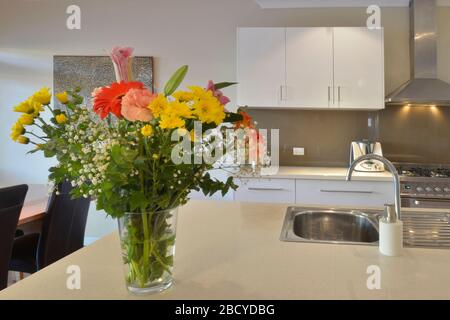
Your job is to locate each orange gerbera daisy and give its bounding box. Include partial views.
[93,81,144,119]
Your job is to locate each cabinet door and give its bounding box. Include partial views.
[333,27,384,109]
[237,28,286,108]
[286,28,334,108]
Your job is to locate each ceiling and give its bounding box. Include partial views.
[256,0,450,8]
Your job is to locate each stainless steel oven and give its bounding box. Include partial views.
[396,164,450,209]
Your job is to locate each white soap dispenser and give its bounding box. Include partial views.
[379,204,403,256]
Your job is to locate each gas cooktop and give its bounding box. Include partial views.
[395,164,450,179]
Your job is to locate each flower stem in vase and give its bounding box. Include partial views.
[119,208,177,294]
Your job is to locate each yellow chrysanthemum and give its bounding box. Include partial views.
[10,122,25,141]
[18,113,34,126]
[141,124,153,137]
[31,87,52,105]
[55,91,69,104]
[157,100,193,131]
[148,94,169,118]
[192,97,225,125]
[13,101,34,114]
[17,136,30,144]
[28,99,44,117]
[172,91,194,102]
[55,114,68,124]
[167,100,192,119]
[159,114,185,129]
[189,86,215,101]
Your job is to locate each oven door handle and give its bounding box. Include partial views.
[403,197,450,209]
[413,198,449,205]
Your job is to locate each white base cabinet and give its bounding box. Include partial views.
[295,179,394,207]
[234,177,394,207]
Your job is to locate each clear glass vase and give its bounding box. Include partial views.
[118,207,178,294]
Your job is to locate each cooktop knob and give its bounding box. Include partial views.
[435,187,442,192]
[425,187,433,192]
[444,187,450,193]
[416,187,424,192]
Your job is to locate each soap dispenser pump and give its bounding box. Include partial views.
[379,204,403,256]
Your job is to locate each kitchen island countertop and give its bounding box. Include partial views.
[234,166,394,181]
[1,200,450,300]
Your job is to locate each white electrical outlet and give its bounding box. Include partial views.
[293,147,305,156]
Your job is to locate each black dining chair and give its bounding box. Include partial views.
[9,181,90,274]
[0,184,28,290]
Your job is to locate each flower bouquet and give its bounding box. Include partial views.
[9,46,267,294]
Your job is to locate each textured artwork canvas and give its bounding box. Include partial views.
[53,55,153,107]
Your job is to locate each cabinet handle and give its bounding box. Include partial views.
[328,86,331,105]
[280,85,287,101]
[338,86,341,103]
[248,187,285,191]
[320,189,373,194]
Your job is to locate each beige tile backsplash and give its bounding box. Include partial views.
[248,106,450,167]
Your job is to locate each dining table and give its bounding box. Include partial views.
[7,184,49,226]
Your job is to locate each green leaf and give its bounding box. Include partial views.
[164,65,188,96]
[129,191,148,211]
[213,82,237,90]
[111,144,124,165]
[43,148,56,158]
[121,147,138,162]
[224,112,243,123]
[26,147,41,154]
[134,156,147,166]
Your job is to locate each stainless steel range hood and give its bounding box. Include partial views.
[385,0,450,107]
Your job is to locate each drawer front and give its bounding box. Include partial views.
[295,179,394,207]
[234,178,296,203]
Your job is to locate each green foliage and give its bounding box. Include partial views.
[213,82,237,90]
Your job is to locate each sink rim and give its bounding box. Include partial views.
[280,206,450,249]
[280,206,383,246]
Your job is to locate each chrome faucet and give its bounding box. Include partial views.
[346,154,402,220]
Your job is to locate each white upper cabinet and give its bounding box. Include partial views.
[285,28,334,108]
[237,28,286,108]
[333,27,384,109]
[236,27,385,110]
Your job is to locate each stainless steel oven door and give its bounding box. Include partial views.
[402,197,450,209]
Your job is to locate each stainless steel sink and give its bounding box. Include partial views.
[281,206,450,249]
[280,207,381,246]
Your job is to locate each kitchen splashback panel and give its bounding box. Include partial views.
[248,106,450,167]
[378,106,450,164]
[248,109,373,167]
